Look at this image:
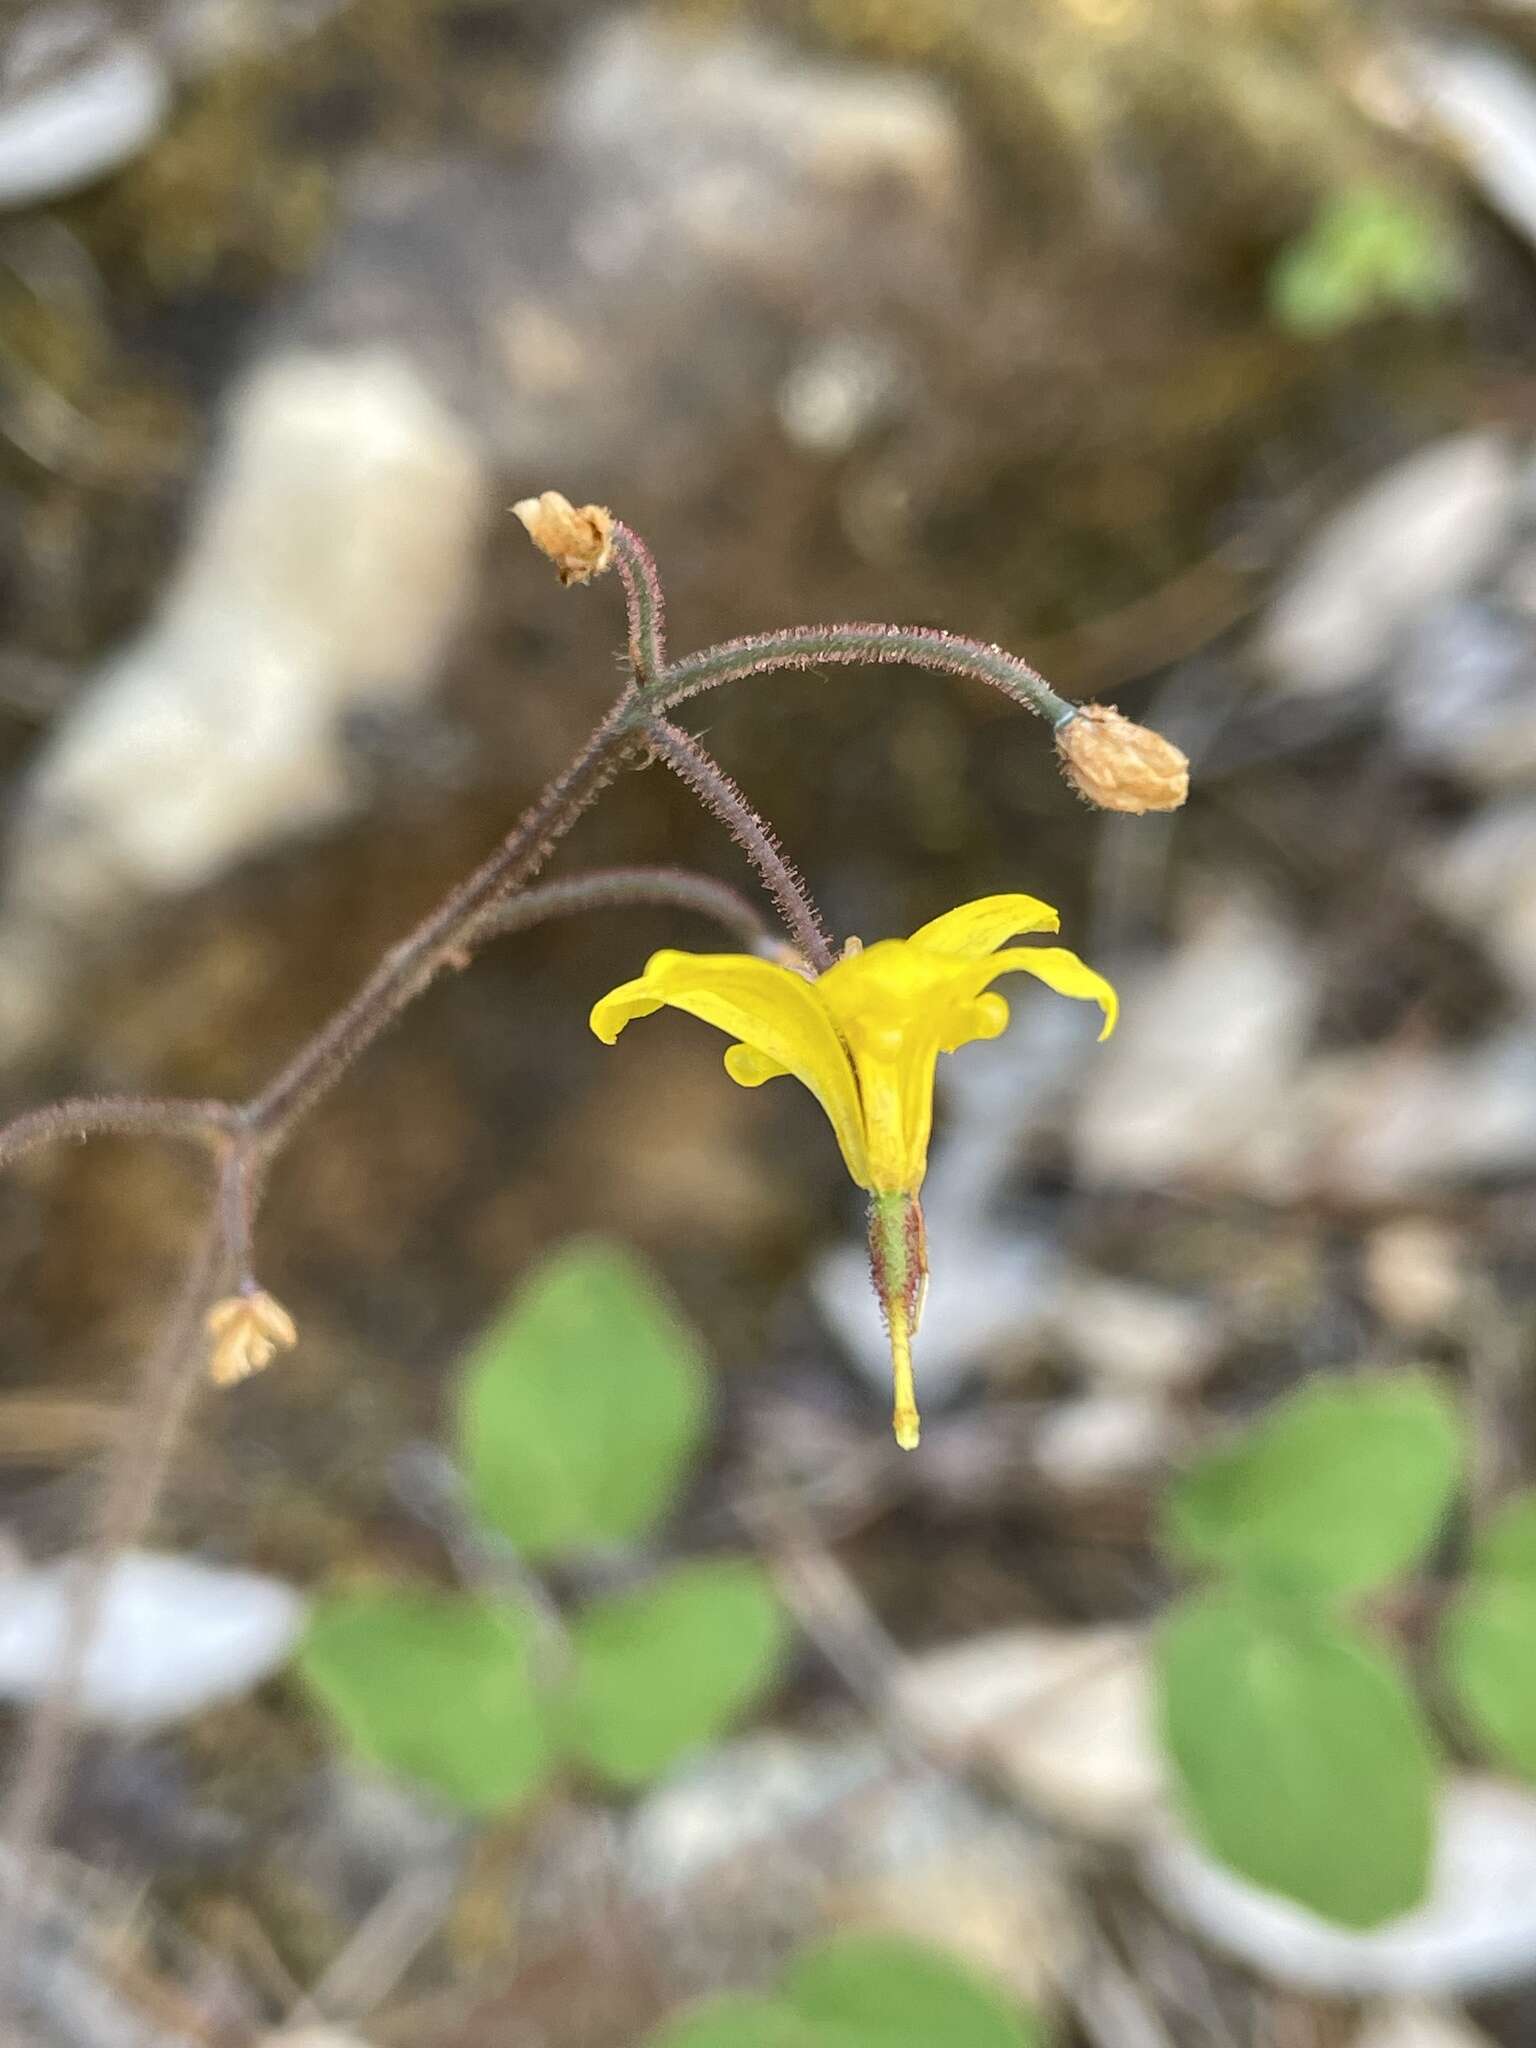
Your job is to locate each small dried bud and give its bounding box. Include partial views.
[206,1290,298,1387]
[512,490,614,585]
[1055,704,1189,815]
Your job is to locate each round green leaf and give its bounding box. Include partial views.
[298,1591,551,1813]
[1164,1373,1463,1597]
[1158,1587,1437,1928]
[785,1934,1042,2048]
[1442,1578,1536,1782]
[643,1939,1044,2048]
[1470,1490,1536,1581]
[644,1998,814,2048]
[566,1558,788,1787]
[458,1239,708,1560]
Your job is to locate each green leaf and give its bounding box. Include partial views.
[1269,183,1463,337]
[1441,1492,1536,1782]
[458,1239,709,1560]
[785,1934,1041,2047]
[642,1938,1043,2048]
[566,1559,788,1787]
[1469,1490,1536,1580]
[644,1998,815,2048]
[298,1591,551,1813]
[1158,1587,1437,1928]
[1442,1580,1536,1781]
[1164,1372,1462,1598]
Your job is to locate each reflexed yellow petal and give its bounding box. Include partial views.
[908,893,1060,958]
[723,1043,788,1087]
[938,990,1009,1054]
[981,945,1118,1040]
[593,950,871,1186]
[589,976,667,1044]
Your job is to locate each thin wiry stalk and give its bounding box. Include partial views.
[656,621,1077,728]
[647,718,835,972]
[611,521,667,684]
[245,693,644,1147]
[465,865,773,955]
[0,1214,228,1993]
[0,1096,235,1171]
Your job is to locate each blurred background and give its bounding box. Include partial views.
[2,0,1536,2042]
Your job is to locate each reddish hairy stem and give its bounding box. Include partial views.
[466,865,773,955]
[654,621,1077,726]
[0,1095,235,1170]
[0,1214,227,1992]
[245,693,643,1146]
[647,718,835,972]
[611,521,667,683]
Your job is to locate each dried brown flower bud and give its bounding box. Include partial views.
[512,490,614,586]
[1055,703,1189,814]
[206,1290,298,1387]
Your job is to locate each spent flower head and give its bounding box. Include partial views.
[206,1289,298,1387]
[511,490,614,586]
[1056,703,1189,814]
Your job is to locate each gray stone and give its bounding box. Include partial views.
[1260,434,1518,694]
[0,9,169,209]
[1146,1777,1536,1996]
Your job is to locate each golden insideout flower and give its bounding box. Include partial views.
[590,894,1116,1450]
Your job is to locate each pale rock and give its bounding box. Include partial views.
[624,1734,886,1893]
[777,332,910,454]
[0,1549,305,1730]
[1352,2003,1495,2048]
[6,348,487,916]
[265,2035,378,2048]
[1389,600,1536,790]
[1322,1033,1536,1198]
[1072,897,1317,1192]
[1404,39,1536,261]
[1418,800,1536,1006]
[1032,1391,1182,1492]
[1362,1219,1466,1332]
[897,1627,1163,1839]
[813,1225,1060,1413]
[559,20,962,234]
[1145,1776,1536,1995]
[836,1846,1080,2012]
[1053,1270,1223,1391]
[0,9,169,208]
[1260,433,1518,694]
[621,1729,1070,2006]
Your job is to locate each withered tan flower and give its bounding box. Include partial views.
[1055,703,1189,814]
[512,490,614,586]
[206,1290,298,1387]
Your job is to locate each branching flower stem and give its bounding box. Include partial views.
[0,500,1179,1975]
[646,719,834,971]
[650,620,1079,729]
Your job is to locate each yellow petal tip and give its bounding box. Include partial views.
[894,1405,921,1450]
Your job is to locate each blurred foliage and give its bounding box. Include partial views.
[1163,1372,1464,1598]
[296,1240,785,1810]
[458,1240,709,1560]
[1160,1585,1437,1928]
[644,1931,1043,2048]
[1268,182,1465,335]
[1442,1491,1536,1784]
[1157,1373,1463,1927]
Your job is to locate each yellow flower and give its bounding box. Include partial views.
[591,894,1116,1449]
